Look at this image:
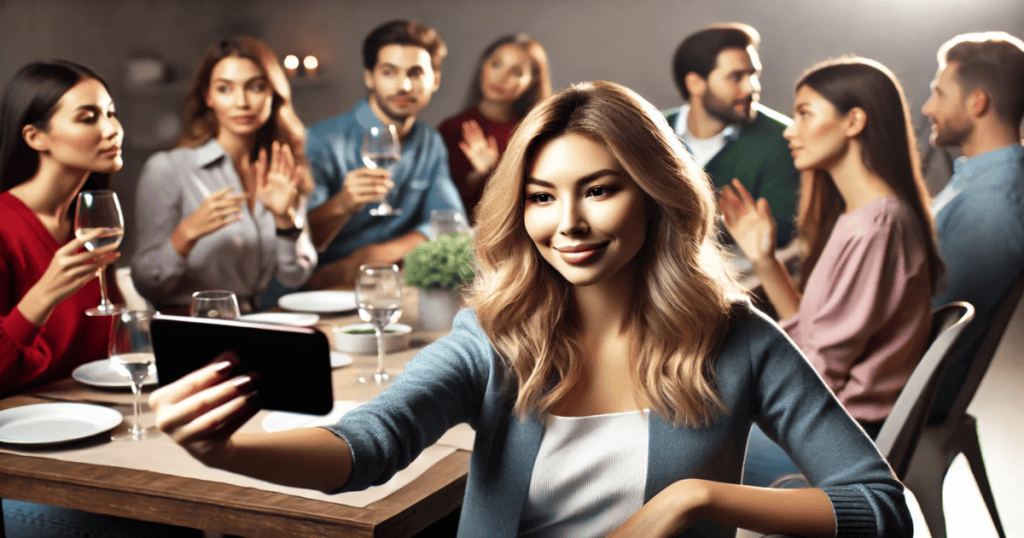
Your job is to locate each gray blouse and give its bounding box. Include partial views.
[130,139,316,309]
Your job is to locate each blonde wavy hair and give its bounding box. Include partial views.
[469,80,747,427]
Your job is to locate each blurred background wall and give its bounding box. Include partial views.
[2,0,1022,258]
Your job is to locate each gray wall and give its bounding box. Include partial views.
[3,0,1023,258]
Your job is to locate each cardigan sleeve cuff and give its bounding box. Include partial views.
[2,307,42,347]
[822,485,893,537]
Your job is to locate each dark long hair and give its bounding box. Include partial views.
[465,34,552,118]
[795,57,944,293]
[0,60,110,192]
[177,37,310,192]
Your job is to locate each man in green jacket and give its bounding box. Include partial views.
[665,23,799,245]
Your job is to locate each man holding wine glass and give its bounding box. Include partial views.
[305,20,466,289]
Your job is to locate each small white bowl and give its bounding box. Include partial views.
[332,323,412,355]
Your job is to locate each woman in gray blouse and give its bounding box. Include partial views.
[131,37,316,312]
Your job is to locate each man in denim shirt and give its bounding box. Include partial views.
[923,31,1024,421]
[305,20,466,289]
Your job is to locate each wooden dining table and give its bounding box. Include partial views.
[0,286,471,538]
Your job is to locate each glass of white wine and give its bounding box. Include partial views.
[355,264,402,385]
[109,309,159,441]
[190,290,241,319]
[362,124,402,217]
[74,190,124,316]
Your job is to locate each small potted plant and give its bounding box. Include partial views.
[403,232,474,331]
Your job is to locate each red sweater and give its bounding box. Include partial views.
[438,106,519,223]
[0,191,119,396]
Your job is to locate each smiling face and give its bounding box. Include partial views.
[921,62,974,148]
[523,133,648,288]
[701,46,761,125]
[783,85,851,171]
[29,78,124,175]
[205,56,273,138]
[479,43,534,105]
[364,44,440,124]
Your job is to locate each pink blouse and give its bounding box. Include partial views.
[781,195,931,423]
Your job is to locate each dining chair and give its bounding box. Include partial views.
[903,273,1024,538]
[749,302,975,538]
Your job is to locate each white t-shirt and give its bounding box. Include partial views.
[673,103,737,168]
[519,409,650,537]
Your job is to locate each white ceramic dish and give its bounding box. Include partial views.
[332,323,412,355]
[0,403,122,445]
[72,359,157,389]
[330,351,354,368]
[239,312,321,326]
[278,290,357,313]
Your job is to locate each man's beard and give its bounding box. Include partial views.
[931,119,972,148]
[703,90,756,126]
[373,91,416,124]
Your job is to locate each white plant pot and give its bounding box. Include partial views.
[418,288,461,331]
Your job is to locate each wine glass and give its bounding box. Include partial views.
[355,264,402,385]
[109,310,159,441]
[74,190,124,316]
[362,125,402,217]
[190,290,241,319]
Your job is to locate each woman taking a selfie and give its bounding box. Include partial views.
[131,36,316,314]
[439,34,551,221]
[151,81,910,536]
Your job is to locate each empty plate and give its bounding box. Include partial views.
[239,312,321,326]
[331,351,354,368]
[73,359,157,389]
[0,403,122,444]
[278,291,357,313]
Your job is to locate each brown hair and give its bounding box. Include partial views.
[466,34,552,118]
[470,81,746,427]
[939,32,1024,126]
[177,36,310,193]
[362,20,447,74]
[672,22,760,101]
[794,57,944,294]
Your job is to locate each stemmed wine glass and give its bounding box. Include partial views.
[355,264,403,385]
[362,124,402,216]
[74,190,124,316]
[109,310,159,441]
[190,290,241,319]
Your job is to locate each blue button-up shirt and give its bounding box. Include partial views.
[306,99,467,265]
[930,144,1024,421]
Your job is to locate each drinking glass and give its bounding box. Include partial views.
[355,264,402,385]
[362,125,402,216]
[109,310,159,441]
[74,190,124,316]
[190,290,241,319]
[429,209,470,240]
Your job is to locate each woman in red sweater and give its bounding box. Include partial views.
[0,60,125,397]
[439,34,551,222]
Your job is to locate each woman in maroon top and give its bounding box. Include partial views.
[0,60,125,396]
[439,34,551,222]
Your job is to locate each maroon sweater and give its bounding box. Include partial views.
[0,191,119,396]
[438,106,519,222]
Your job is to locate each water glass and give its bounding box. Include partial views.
[355,264,402,385]
[190,290,241,319]
[429,209,469,240]
[109,309,159,441]
[75,190,124,316]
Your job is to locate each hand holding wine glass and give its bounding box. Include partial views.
[109,310,159,441]
[361,125,402,217]
[191,290,241,319]
[355,264,403,385]
[74,190,124,316]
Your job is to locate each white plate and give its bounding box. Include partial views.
[278,291,357,313]
[0,403,122,445]
[72,359,157,389]
[239,312,321,326]
[330,351,354,368]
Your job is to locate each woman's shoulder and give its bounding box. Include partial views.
[836,195,925,244]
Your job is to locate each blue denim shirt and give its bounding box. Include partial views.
[930,144,1024,421]
[306,99,467,265]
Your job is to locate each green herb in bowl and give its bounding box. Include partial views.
[343,328,399,335]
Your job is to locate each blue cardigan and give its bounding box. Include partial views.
[325,306,911,537]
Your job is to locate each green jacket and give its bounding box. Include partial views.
[665,103,799,245]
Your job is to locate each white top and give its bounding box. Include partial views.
[673,103,737,168]
[519,409,650,537]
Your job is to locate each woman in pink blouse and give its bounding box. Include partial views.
[720,57,945,485]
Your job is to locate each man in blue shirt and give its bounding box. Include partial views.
[305,20,466,289]
[923,31,1024,422]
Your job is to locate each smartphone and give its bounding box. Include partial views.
[151,315,334,415]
